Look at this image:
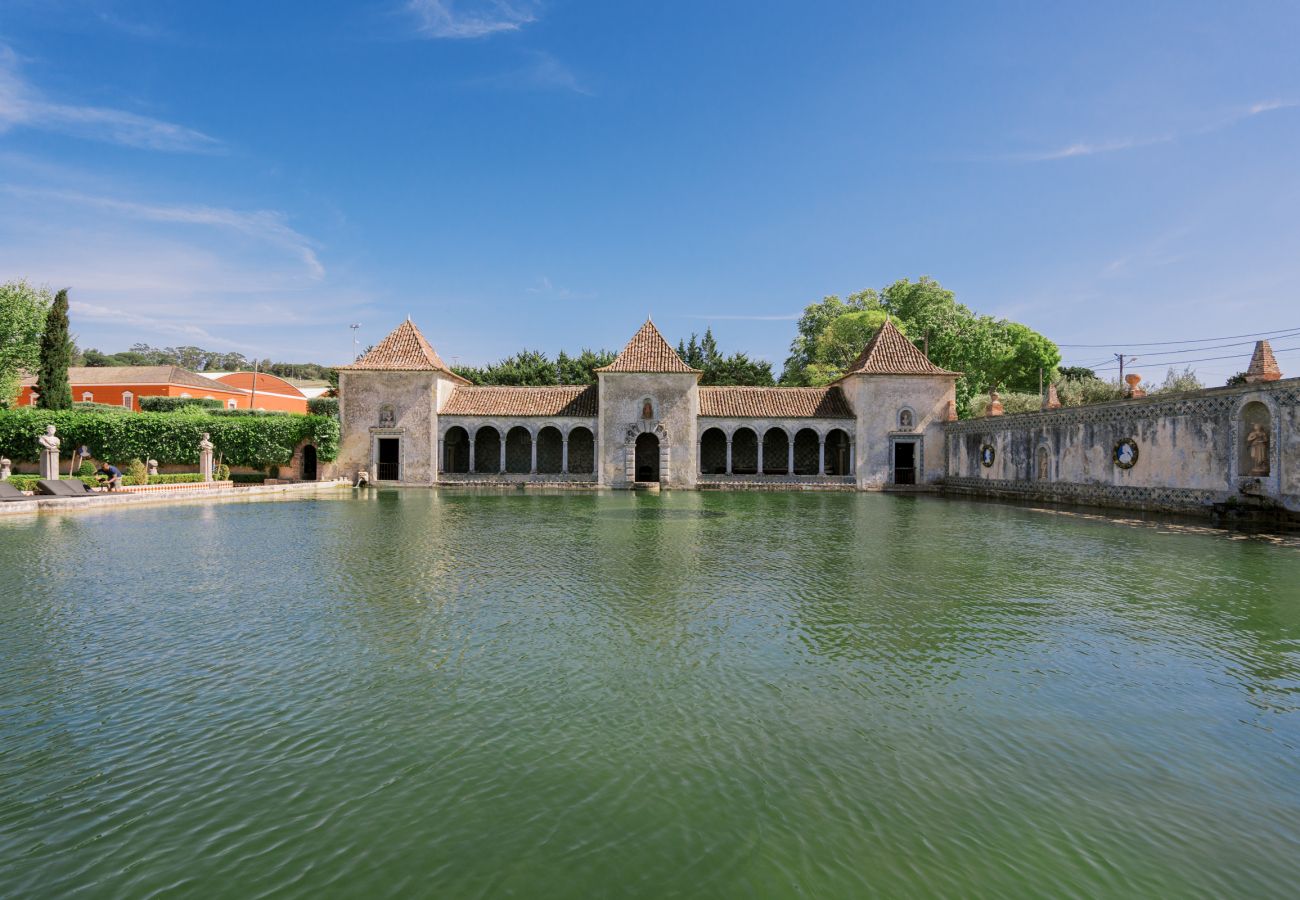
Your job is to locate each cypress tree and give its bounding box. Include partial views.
[36,288,73,410]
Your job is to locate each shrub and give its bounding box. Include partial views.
[139,396,225,413]
[73,402,131,412]
[127,458,148,484]
[1054,375,1126,407]
[148,473,204,484]
[6,474,97,491]
[209,408,291,417]
[969,391,1041,417]
[77,460,96,477]
[230,472,266,484]
[0,407,339,469]
[215,463,230,482]
[307,397,339,417]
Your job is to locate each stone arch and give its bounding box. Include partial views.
[1035,443,1051,482]
[730,427,758,475]
[635,432,660,482]
[536,425,564,474]
[699,426,727,474]
[761,426,791,475]
[474,425,501,473]
[505,426,532,473]
[444,425,471,473]
[1238,399,1273,477]
[825,428,851,476]
[793,428,820,475]
[567,426,595,474]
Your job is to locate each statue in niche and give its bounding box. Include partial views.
[1247,423,1270,476]
[899,409,913,429]
[641,399,653,420]
[1036,446,1050,481]
[378,406,395,428]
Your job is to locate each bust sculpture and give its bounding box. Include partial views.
[199,432,214,452]
[38,424,60,452]
[1247,423,1270,476]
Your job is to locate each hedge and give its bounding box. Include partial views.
[0,407,339,469]
[6,472,209,490]
[139,396,225,412]
[307,397,338,417]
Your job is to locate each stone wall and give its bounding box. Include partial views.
[597,372,699,489]
[943,378,1300,517]
[338,370,440,484]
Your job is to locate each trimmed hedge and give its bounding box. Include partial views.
[209,408,290,417]
[139,396,225,412]
[307,397,338,417]
[230,473,267,484]
[0,407,339,469]
[6,474,97,491]
[6,472,209,490]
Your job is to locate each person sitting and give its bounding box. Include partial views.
[95,463,123,491]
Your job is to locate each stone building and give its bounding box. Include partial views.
[338,316,958,490]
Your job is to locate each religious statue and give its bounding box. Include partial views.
[38,424,60,479]
[899,409,913,429]
[378,406,396,427]
[641,399,653,420]
[1247,423,1270,476]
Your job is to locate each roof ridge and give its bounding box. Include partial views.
[343,320,467,379]
[596,319,701,374]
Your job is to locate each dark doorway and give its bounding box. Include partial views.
[302,444,318,481]
[377,438,400,481]
[635,433,660,482]
[894,441,916,485]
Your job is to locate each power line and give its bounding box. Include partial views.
[1061,329,1300,367]
[1056,325,1300,349]
[1088,343,1300,372]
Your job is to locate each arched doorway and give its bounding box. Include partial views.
[568,427,595,474]
[635,432,660,482]
[536,426,563,474]
[474,426,501,473]
[301,444,318,481]
[762,428,790,475]
[443,426,470,473]
[699,427,727,474]
[825,428,851,476]
[730,427,758,475]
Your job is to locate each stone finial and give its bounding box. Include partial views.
[1042,383,1061,410]
[1125,373,1145,398]
[0,457,10,480]
[1245,340,1282,383]
[944,399,958,422]
[987,389,1004,417]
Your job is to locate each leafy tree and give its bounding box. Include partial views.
[36,288,73,410]
[1057,366,1097,381]
[0,279,51,407]
[781,290,879,384]
[453,350,557,386]
[1225,372,1248,387]
[556,349,616,384]
[1150,366,1203,394]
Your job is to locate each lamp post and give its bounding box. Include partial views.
[350,323,362,362]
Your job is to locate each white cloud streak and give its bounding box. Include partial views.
[406,0,538,39]
[0,42,219,153]
[1015,99,1296,162]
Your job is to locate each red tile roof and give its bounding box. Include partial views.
[840,319,958,377]
[442,385,598,417]
[698,386,854,418]
[342,319,468,381]
[21,366,238,392]
[596,319,700,374]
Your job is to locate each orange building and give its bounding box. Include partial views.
[18,367,309,413]
[20,366,247,411]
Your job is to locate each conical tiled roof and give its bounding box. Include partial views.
[342,319,465,379]
[596,319,701,374]
[1245,339,1282,383]
[839,319,958,377]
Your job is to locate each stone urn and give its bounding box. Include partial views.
[1125,373,1145,398]
[987,389,1005,417]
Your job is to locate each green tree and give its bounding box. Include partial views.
[556,349,616,384]
[1057,366,1097,380]
[0,279,51,407]
[781,289,879,384]
[676,327,775,385]
[1151,366,1203,394]
[35,288,73,410]
[804,309,897,383]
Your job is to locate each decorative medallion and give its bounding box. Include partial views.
[1113,438,1139,469]
[980,444,995,467]
[378,405,396,427]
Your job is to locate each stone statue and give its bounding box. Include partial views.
[987,389,1004,417]
[1247,423,1270,476]
[198,432,215,482]
[898,409,913,429]
[378,406,395,427]
[641,399,653,420]
[0,457,10,480]
[38,424,60,479]
[147,459,159,476]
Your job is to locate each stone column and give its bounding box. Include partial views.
[437,439,444,476]
[725,438,733,475]
[468,435,476,473]
[498,439,506,474]
[38,425,60,479]
[787,440,794,476]
[198,432,215,482]
[818,436,826,476]
[848,440,856,474]
[756,436,764,476]
[561,437,569,475]
[529,434,538,474]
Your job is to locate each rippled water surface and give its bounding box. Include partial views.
[2,490,1299,898]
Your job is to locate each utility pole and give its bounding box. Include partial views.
[350,323,362,362]
[1114,353,1133,383]
[249,359,259,410]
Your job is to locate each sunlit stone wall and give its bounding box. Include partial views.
[943,379,1300,517]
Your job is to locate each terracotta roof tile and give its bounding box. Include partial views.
[21,366,238,392]
[596,320,700,374]
[840,319,958,377]
[441,385,598,417]
[698,386,854,418]
[342,320,466,380]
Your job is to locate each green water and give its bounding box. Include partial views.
[1,491,1298,898]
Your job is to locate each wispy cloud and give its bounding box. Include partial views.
[526,275,594,299]
[0,185,322,278]
[468,51,590,95]
[0,42,219,153]
[1013,99,1296,162]
[406,0,539,39]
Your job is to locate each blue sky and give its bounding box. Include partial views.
[1,0,1298,383]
